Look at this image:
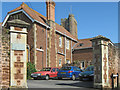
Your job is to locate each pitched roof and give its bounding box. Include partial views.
[8,2,77,41]
[73,38,93,50]
[55,23,77,41]
[8,2,47,25]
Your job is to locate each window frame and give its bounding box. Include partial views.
[59,35,62,47]
[66,39,70,49]
[59,58,62,66]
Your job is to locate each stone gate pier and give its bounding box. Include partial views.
[0,19,29,89]
[91,35,120,89]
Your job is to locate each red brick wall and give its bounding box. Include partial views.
[56,34,65,67]
[50,26,56,67]
[66,39,72,63]
[72,48,93,68]
[56,34,65,55]
[57,54,65,68]
[36,24,46,70]
[27,24,35,64]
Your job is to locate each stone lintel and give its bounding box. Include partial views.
[9,30,28,34]
[7,19,30,28]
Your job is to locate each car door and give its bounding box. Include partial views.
[76,67,82,77]
[73,67,77,76]
[73,67,81,78]
[54,68,59,77]
[50,68,56,77]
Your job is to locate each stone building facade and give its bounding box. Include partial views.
[91,35,119,88]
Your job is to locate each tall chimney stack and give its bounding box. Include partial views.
[46,0,55,22]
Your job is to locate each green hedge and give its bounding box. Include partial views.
[27,62,37,79]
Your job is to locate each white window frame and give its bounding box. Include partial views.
[66,60,70,64]
[66,39,69,49]
[59,36,62,47]
[59,59,62,66]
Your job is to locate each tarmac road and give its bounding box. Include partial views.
[27,79,98,89]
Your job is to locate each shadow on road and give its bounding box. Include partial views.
[56,80,94,88]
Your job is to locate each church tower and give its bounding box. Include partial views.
[61,14,78,39]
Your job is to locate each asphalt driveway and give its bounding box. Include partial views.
[27,79,98,89]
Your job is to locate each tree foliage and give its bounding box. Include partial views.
[27,62,37,79]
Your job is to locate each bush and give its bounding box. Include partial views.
[27,62,37,79]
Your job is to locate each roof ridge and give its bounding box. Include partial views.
[8,2,46,20]
[22,3,47,19]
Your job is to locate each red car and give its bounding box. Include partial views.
[31,67,59,80]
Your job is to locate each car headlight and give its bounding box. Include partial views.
[90,74,94,76]
[37,73,41,76]
[31,74,33,76]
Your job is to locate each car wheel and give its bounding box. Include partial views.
[79,77,83,81]
[89,77,94,81]
[72,75,76,81]
[34,77,37,80]
[58,77,62,80]
[45,75,49,80]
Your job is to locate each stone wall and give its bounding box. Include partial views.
[108,43,119,88]
[1,27,10,88]
[0,24,2,89]
[91,35,119,89]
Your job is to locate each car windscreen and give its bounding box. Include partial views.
[40,68,51,71]
[60,67,71,70]
[85,66,94,71]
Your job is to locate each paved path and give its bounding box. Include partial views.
[28,79,98,89]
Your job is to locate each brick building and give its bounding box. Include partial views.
[72,38,93,69]
[1,1,120,89]
[2,1,78,70]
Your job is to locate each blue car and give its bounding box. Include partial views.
[57,66,82,80]
[79,66,94,81]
